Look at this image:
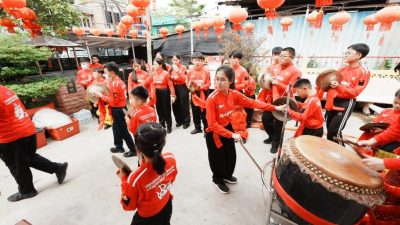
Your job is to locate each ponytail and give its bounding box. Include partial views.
[134,122,167,175]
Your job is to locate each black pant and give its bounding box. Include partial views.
[156,88,172,129]
[271,119,284,148]
[172,84,190,126]
[191,90,208,131]
[326,98,356,143]
[132,197,172,225]
[381,142,400,153]
[0,134,59,194]
[262,111,275,139]
[302,127,324,137]
[111,107,135,152]
[205,124,236,184]
[89,102,99,119]
[244,94,255,126]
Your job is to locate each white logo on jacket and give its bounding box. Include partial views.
[156,181,173,200]
[14,103,28,120]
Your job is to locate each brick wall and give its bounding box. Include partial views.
[56,80,88,115]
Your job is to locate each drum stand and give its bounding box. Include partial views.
[240,85,298,225]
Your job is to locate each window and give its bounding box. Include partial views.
[106,11,113,24]
[114,13,121,23]
[81,15,91,28]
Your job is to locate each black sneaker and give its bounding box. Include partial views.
[7,190,38,202]
[123,151,137,157]
[176,123,182,128]
[56,162,68,184]
[190,129,202,135]
[183,124,190,129]
[167,128,172,134]
[104,124,112,130]
[263,138,272,144]
[270,146,278,154]
[110,147,125,153]
[224,176,237,184]
[214,183,229,194]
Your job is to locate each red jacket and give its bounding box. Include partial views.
[257,89,273,104]
[358,109,400,142]
[0,85,36,143]
[120,153,177,217]
[244,75,256,97]
[169,64,187,85]
[77,69,94,89]
[206,90,275,147]
[152,69,176,97]
[187,66,211,91]
[90,63,103,70]
[288,95,324,137]
[271,63,302,101]
[374,120,400,147]
[128,70,151,94]
[232,65,249,92]
[267,63,280,75]
[128,105,157,135]
[384,158,400,170]
[336,65,370,99]
[101,77,127,108]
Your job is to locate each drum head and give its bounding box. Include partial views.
[257,73,272,90]
[86,83,109,103]
[293,136,382,190]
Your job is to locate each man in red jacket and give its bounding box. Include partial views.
[327,43,370,144]
[0,85,68,202]
[269,47,302,153]
[77,57,94,89]
[95,62,136,158]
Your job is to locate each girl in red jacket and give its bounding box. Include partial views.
[205,65,285,194]
[118,122,177,225]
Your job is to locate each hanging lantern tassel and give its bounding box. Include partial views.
[379,34,385,46]
[268,24,273,35]
[214,25,225,43]
[315,9,324,28]
[203,28,209,40]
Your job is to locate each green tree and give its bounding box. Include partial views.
[27,0,82,36]
[169,0,205,18]
[0,34,52,82]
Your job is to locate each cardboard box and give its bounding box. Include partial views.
[36,129,47,149]
[47,118,80,141]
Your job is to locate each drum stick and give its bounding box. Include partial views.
[239,140,263,173]
[333,137,372,158]
[277,85,292,160]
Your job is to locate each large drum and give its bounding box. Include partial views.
[274,136,385,225]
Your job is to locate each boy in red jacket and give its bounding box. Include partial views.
[118,123,177,225]
[326,43,370,143]
[288,79,324,137]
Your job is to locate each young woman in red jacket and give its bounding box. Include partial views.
[118,122,177,225]
[151,58,176,133]
[205,65,285,194]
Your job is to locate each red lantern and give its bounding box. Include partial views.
[18,7,36,20]
[363,14,377,31]
[315,0,333,8]
[228,7,248,31]
[159,27,168,40]
[127,5,140,23]
[192,21,202,40]
[175,25,185,39]
[375,5,400,31]
[213,15,225,28]
[2,0,26,9]
[118,22,129,32]
[105,28,114,37]
[72,27,85,37]
[90,28,101,36]
[244,22,254,35]
[306,10,318,27]
[202,19,213,40]
[0,0,4,8]
[131,0,150,15]
[257,0,285,20]
[214,25,225,42]
[329,11,351,31]
[121,15,134,28]
[129,29,138,39]
[280,17,293,32]
[0,17,15,28]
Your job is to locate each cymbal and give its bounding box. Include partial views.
[112,155,132,174]
[272,97,299,121]
[359,122,390,132]
[316,69,342,92]
[257,72,272,90]
[86,83,109,104]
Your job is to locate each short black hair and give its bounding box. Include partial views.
[294,78,312,89]
[172,53,181,60]
[91,55,100,59]
[93,68,104,74]
[104,62,120,75]
[156,52,165,59]
[272,47,283,55]
[80,57,90,63]
[282,47,296,58]
[395,89,400,98]
[191,52,204,60]
[131,86,149,101]
[229,50,243,60]
[348,43,370,59]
